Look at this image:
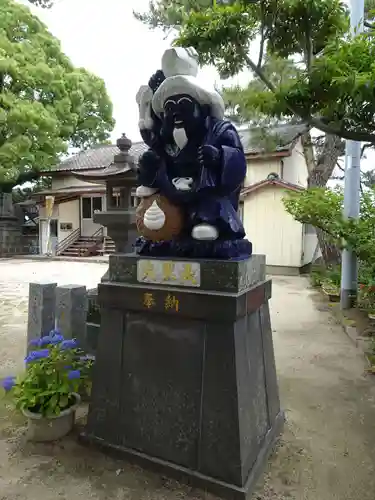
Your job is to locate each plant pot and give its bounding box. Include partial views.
[322,286,340,302]
[22,393,81,442]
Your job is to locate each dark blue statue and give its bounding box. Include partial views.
[135,47,252,259]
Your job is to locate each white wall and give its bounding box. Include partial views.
[52,175,101,190]
[57,199,80,242]
[282,138,309,187]
[243,186,303,268]
[39,199,80,243]
[245,158,282,186]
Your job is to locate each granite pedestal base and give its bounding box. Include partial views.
[81,254,283,499]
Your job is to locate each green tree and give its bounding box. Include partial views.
[0,0,115,190]
[25,0,54,7]
[362,169,375,189]
[283,187,375,271]
[136,0,352,262]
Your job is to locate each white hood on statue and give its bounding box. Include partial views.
[161,47,199,78]
[152,48,225,120]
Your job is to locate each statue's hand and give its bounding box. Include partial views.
[139,150,162,171]
[138,149,162,188]
[148,70,165,93]
[198,145,221,170]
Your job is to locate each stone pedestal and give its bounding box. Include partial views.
[81,254,283,499]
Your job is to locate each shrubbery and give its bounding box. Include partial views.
[283,187,375,312]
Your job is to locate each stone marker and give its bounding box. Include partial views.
[55,284,87,344]
[27,281,57,350]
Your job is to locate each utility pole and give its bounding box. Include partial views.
[340,0,365,309]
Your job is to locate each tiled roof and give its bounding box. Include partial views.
[239,123,308,155]
[241,178,304,199]
[50,123,308,173]
[53,142,148,172]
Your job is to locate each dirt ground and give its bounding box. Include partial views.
[0,259,375,500]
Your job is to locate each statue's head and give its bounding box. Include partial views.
[152,75,225,149]
[136,47,225,150]
[161,93,208,148]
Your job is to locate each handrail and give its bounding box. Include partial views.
[55,228,80,255]
[91,227,104,240]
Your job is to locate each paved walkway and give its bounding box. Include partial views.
[0,260,374,499]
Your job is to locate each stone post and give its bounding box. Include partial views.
[55,285,88,346]
[27,282,57,350]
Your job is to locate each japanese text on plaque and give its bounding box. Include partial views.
[142,292,180,313]
[137,260,200,287]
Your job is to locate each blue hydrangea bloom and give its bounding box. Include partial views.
[49,334,64,344]
[1,376,15,392]
[50,328,62,335]
[28,338,40,347]
[67,370,81,380]
[25,349,50,363]
[60,339,78,350]
[39,335,53,346]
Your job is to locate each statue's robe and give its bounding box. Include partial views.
[139,117,247,241]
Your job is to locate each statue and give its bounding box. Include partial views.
[135,47,252,259]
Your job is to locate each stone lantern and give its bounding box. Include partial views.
[72,133,138,253]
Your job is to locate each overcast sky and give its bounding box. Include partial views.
[24,0,251,142]
[21,0,372,175]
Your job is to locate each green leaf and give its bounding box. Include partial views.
[0,0,114,189]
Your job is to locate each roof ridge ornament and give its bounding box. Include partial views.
[117,133,132,152]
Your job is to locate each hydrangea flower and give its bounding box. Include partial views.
[25,349,50,363]
[67,370,81,380]
[2,329,93,419]
[29,333,64,348]
[28,338,40,347]
[1,376,15,392]
[50,328,62,336]
[49,334,64,344]
[60,339,78,350]
[39,336,53,347]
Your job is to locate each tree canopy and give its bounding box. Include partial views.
[25,0,53,7]
[0,0,114,188]
[136,0,375,144]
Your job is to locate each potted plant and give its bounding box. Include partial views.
[1,330,93,442]
[322,278,340,302]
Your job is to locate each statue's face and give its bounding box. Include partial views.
[163,94,203,133]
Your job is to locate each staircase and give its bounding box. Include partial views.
[102,236,115,254]
[56,227,104,258]
[60,236,102,257]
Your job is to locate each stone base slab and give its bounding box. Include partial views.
[80,411,284,500]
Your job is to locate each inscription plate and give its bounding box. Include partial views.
[137,259,201,287]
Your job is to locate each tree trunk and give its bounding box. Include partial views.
[302,132,343,265]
